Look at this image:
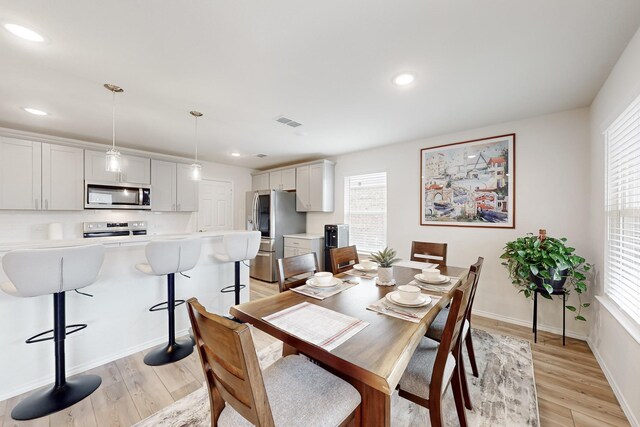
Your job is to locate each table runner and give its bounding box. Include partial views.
[367,294,441,323]
[291,280,357,300]
[263,302,369,351]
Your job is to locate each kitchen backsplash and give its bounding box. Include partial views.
[0,210,196,243]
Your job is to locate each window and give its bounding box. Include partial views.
[605,93,640,325]
[344,172,387,253]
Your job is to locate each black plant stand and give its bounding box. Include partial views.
[532,288,566,346]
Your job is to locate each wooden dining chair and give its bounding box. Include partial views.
[186,298,361,427]
[397,274,474,427]
[276,253,320,293]
[410,241,448,267]
[425,257,484,410]
[329,245,359,274]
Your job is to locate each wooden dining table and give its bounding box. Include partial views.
[230,264,468,427]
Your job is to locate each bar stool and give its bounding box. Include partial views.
[211,231,260,305]
[0,244,105,421]
[135,237,201,366]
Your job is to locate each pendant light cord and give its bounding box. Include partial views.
[112,90,116,150]
[194,115,198,163]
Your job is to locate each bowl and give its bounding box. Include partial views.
[360,261,377,270]
[314,272,333,285]
[422,268,440,281]
[397,284,421,303]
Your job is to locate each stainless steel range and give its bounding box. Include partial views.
[83,221,147,238]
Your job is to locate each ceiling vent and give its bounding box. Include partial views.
[275,115,302,128]
[255,153,268,158]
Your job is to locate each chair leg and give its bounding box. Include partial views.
[459,355,473,411]
[465,332,479,378]
[450,369,469,427]
[428,394,444,427]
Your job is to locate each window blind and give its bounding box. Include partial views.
[344,172,387,253]
[606,93,640,325]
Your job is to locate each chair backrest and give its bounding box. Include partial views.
[429,271,474,399]
[221,231,261,262]
[466,257,484,321]
[410,241,448,267]
[329,245,359,274]
[2,244,105,297]
[145,238,202,275]
[277,252,319,292]
[187,298,275,427]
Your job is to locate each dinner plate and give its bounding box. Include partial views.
[386,292,431,307]
[414,273,450,285]
[306,277,342,288]
[353,263,378,272]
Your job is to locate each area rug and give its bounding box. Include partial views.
[135,329,539,427]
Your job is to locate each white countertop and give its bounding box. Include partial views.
[283,233,324,240]
[0,230,245,252]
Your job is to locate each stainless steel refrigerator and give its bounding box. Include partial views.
[246,190,306,282]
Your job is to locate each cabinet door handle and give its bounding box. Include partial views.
[45,199,48,210]
[35,199,39,210]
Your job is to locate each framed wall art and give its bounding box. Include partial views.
[420,133,515,228]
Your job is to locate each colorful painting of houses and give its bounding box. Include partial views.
[420,134,515,228]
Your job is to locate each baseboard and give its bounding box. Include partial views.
[588,338,639,427]
[473,309,588,341]
[0,328,192,402]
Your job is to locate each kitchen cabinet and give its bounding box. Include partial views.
[176,163,199,211]
[151,159,177,211]
[252,172,270,191]
[269,168,295,191]
[283,234,325,270]
[295,160,334,212]
[84,150,150,184]
[0,137,83,210]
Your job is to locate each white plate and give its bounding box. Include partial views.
[306,277,342,288]
[354,263,378,272]
[414,274,450,285]
[386,292,431,307]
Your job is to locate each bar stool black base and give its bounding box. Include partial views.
[11,375,101,421]
[143,339,194,366]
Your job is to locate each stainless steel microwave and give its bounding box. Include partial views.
[85,181,151,210]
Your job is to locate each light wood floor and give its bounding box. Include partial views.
[0,278,630,427]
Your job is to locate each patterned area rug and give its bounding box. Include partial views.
[135,329,539,427]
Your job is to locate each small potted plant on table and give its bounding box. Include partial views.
[370,247,399,285]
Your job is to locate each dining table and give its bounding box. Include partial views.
[230,263,469,427]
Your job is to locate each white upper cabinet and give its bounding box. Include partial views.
[84,150,150,184]
[270,168,296,191]
[252,172,270,191]
[296,160,334,212]
[151,159,177,212]
[0,138,83,211]
[176,163,199,212]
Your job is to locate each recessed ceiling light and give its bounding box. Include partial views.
[393,73,415,87]
[231,152,241,157]
[23,107,48,116]
[4,24,45,42]
[468,155,476,159]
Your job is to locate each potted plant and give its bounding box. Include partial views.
[500,230,591,321]
[370,247,400,284]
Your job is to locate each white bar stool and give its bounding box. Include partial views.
[212,231,260,306]
[0,244,105,421]
[135,237,201,366]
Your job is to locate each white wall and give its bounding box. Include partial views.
[588,26,640,427]
[308,107,592,338]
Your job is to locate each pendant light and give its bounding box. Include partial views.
[104,84,124,172]
[190,110,203,181]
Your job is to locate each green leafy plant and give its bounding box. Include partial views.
[370,247,400,268]
[500,233,591,321]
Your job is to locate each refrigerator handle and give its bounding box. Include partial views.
[254,192,260,231]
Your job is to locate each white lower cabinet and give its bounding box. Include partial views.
[283,235,325,270]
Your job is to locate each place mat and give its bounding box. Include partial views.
[367,294,441,323]
[345,269,378,279]
[263,302,369,351]
[410,276,459,293]
[291,280,357,300]
[394,260,438,270]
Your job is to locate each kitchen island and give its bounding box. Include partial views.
[0,231,250,401]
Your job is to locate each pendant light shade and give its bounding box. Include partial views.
[190,110,203,181]
[104,84,123,172]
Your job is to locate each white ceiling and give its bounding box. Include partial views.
[1,1,639,169]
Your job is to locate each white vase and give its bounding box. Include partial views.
[378,266,394,283]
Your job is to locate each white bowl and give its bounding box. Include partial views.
[422,268,440,281]
[314,272,333,285]
[397,284,421,303]
[359,261,377,270]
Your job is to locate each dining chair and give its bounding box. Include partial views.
[186,298,361,427]
[276,252,320,293]
[410,241,448,267]
[397,274,474,427]
[425,257,484,410]
[329,245,359,275]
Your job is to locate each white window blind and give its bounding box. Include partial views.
[344,172,387,253]
[606,93,640,326]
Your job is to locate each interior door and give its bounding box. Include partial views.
[197,179,233,231]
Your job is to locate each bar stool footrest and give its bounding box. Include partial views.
[220,284,246,294]
[25,324,88,344]
[149,300,186,312]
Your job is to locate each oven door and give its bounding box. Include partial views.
[85,182,151,210]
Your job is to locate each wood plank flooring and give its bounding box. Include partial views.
[1,278,630,427]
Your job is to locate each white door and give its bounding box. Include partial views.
[197,180,233,231]
[151,159,176,211]
[0,138,41,210]
[42,143,83,210]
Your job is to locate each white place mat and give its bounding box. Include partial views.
[291,280,357,300]
[394,260,438,270]
[263,302,369,351]
[367,294,441,323]
[410,276,459,293]
[345,269,378,279]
